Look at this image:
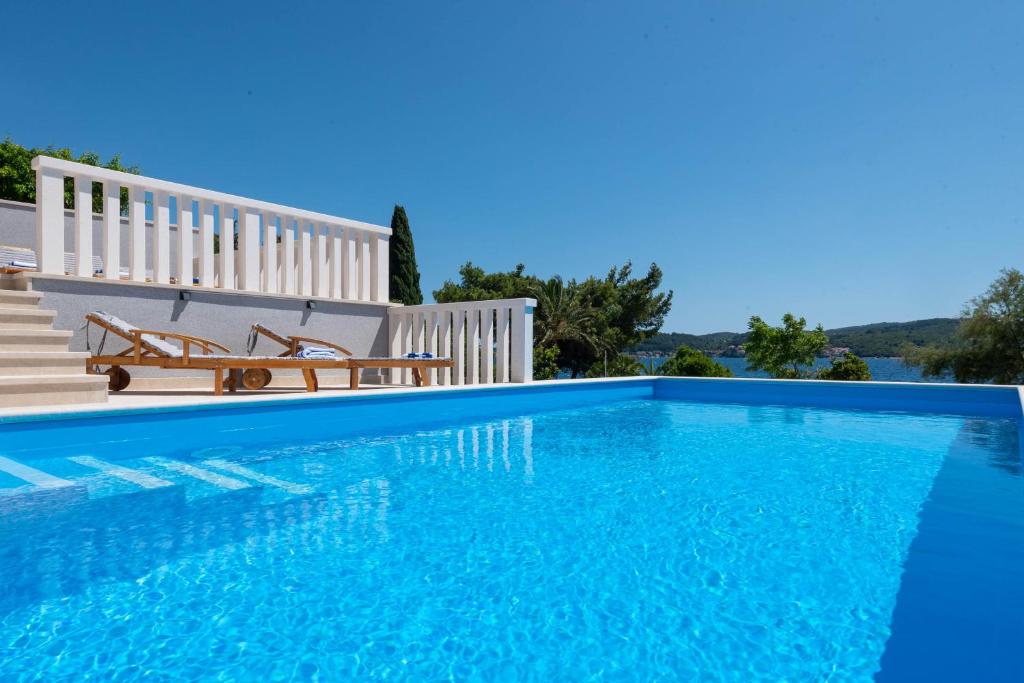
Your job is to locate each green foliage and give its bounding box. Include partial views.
[0,137,140,214]
[744,313,829,379]
[632,318,959,357]
[388,205,423,304]
[533,344,561,380]
[435,260,672,378]
[816,352,872,381]
[659,345,733,378]
[585,354,645,378]
[904,268,1024,384]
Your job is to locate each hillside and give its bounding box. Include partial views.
[632,318,959,358]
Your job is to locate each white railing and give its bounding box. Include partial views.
[31,156,391,303]
[387,298,536,385]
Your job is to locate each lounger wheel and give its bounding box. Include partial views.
[104,367,131,392]
[241,368,272,390]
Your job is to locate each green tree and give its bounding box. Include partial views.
[0,137,139,214]
[659,345,733,378]
[904,268,1024,383]
[585,354,645,378]
[744,313,828,379]
[816,352,872,381]
[533,344,561,380]
[435,261,671,378]
[388,205,422,304]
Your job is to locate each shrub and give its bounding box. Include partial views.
[585,354,645,378]
[817,352,872,381]
[659,346,733,378]
[533,343,561,380]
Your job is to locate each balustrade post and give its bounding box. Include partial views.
[102,180,121,280]
[342,227,357,299]
[371,233,389,302]
[263,212,278,293]
[280,217,295,295]
[74,175,94,277]
[33,162,65,274]
[198,200,215,287]
[177,196,194,286]
[237,207,260,291]
[153,191,171,284]
[218,205,235,289]
[510,300,535,383]
[128,187,146,282]
[297,224,312,296]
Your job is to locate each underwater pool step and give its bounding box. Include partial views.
[68,456,174,489]
[0,455,75,489]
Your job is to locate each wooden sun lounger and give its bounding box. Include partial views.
[85,312,352,395]
[248,323,454,389]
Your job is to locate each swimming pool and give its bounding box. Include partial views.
[0,379,1021,681]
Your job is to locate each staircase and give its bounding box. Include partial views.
[0,287,108,408]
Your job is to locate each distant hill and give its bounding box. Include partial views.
[631,318,960,358]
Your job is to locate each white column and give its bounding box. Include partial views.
[481,307,495,384]
[102,181,120,280]
[452,310,466,385]
[466,308,480,385]
[128,187,146,282]
[358,231,372,301]
[388,313,403,384]
[426,311,440,385]
[297,223,312,296]
[74,175,93,277]
[371,233,389,303]
[400,312,413,384]
[438,310,452,385]
[237,207,260,291]
[177,196,193,286]
[198,200,215,287]
[280,217,295,295]
[342,227,357,299]
[153,191,171,284]
[34,165,65,274]
[312,225,328,296]
[510,300,535,383]
[218,204,235,289]
[496,306,511,382]
[329,227,342,299]
[263,212,278,293]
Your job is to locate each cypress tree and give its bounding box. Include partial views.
[388,205,423,304]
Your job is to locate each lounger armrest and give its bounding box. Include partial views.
[287,335,353,356]
[131,329,232,355]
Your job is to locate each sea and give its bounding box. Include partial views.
[631,356,950,383]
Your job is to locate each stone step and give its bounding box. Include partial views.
[0,329,73,352]
[0,308,57,330]
[0,375,109,408]
[0,352,91,376]
[0,290,44,309]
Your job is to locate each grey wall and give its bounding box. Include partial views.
[28,276,390,384]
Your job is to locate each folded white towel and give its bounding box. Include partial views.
[297,345,336,360]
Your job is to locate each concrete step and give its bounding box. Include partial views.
[0,375,109,408]
[0,308,57,330]
[0,329,73,352]
[0,290,44,309]
[0,352,90,376]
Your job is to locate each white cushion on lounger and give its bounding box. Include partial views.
[91,311,184,358]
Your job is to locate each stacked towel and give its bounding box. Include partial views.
[297,345,336,360]
[405,352,434,359]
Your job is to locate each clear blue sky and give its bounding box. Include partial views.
[3,2,1022,333]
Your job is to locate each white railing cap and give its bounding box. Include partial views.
[389,297,537,314]
[32,155,391,236]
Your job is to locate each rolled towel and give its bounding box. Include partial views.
[297,345,336,360]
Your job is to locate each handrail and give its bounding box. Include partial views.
[32,156,390,235]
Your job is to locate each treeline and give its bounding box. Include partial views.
[633,318,959,357]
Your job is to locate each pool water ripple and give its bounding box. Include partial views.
[0,399,1011,680]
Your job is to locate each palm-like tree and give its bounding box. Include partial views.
[529,277,610,356]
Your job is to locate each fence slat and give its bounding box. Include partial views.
[496,307,511,382]
[280,218,295,295]
[74,176,93,277]
[263,212,278,294]
[218,205,235,289]
[128,187,146,282]
[237,207,260,291]
[438,311,452,385]
[177,196,193,286]
[102,181,120,281]
[198,200,215,287]
[153,191,171,284]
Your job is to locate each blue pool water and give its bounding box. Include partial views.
[0,388,1021,680]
